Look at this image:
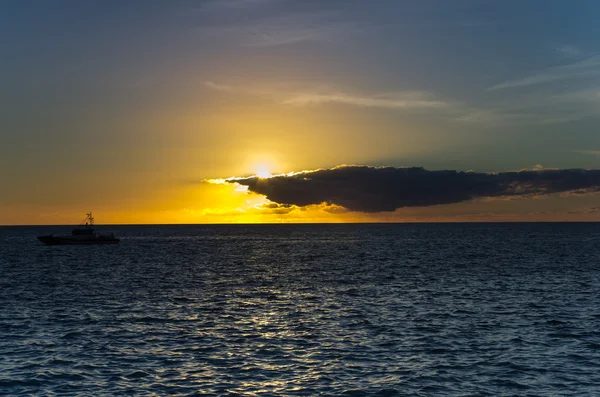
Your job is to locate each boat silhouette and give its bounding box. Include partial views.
[37,212,120,245]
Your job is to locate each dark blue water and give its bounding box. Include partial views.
[2,223,600,396]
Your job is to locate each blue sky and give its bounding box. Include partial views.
[1,0,599,223]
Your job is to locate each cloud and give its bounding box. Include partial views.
[574,149,600,157]
[223,165,600,213]
[282,91,451,109]
[240,23,345,47]
[458,85,600,125]
[204,81,233,92]
[556,45,584,58]
[320,203,350,214]
[204,80,455,111]
[205,72,600,125]
[196,0,282,12]
[205,78,600,125]
[488,55,600,91]
[197,201,298,217]
[254,202,297,214]
[194,10,356,47]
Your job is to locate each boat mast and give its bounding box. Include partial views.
[85,212,94,226]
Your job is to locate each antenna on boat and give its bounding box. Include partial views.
[85,212,94,226]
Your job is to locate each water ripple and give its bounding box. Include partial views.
[1,223,600,395]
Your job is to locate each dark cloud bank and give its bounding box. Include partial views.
[229,166,600,212]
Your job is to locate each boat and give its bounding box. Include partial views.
[37,212,120,245]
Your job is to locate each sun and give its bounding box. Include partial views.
[255,164,273,179]
[248,155,278,178]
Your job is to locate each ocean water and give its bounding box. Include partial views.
[1,223,600,396]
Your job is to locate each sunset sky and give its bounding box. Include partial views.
[1,0,599,224]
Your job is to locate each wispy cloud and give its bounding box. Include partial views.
[556,45,584,59]
[192,2,499,49]
[488,55,600,91]
[196,0,282,11]
[574,149,600,157]
[282,91,451,109]
[205,76,600,126]
[204,81,233,92]
[203,80,278,99]
[204,81,456,111]
[459,84,600,125]
[457,109,594,127]
[456,103,597,126]
[240,24,341,47]
[195,10,357,47]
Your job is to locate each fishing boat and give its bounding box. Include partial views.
[37,212,120,245]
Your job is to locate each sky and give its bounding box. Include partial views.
[1,0,599,224]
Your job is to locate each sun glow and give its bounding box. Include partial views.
[255,163,273,179]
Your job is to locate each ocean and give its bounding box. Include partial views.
[1,223,600,396]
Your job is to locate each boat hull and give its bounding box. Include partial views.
[37,235,120,245]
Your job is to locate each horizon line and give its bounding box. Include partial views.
[2,220,600,227]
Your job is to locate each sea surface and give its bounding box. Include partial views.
[1,223,600,396]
